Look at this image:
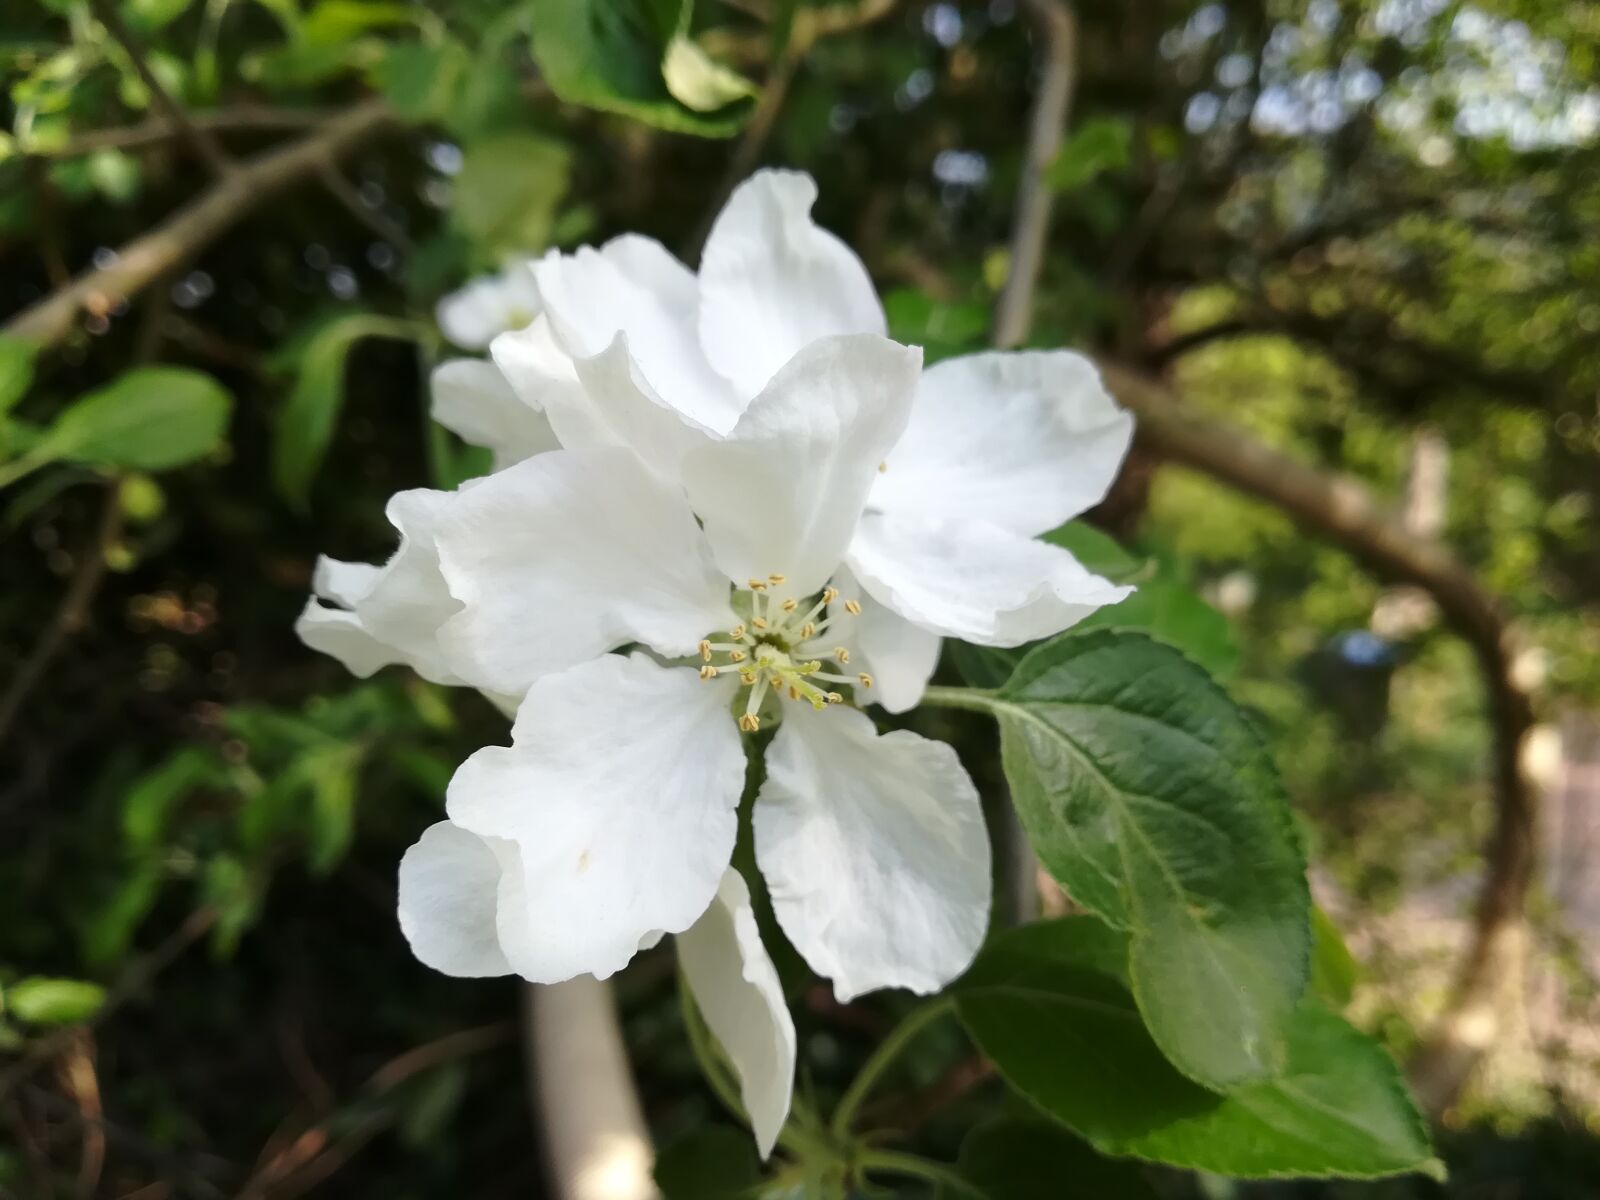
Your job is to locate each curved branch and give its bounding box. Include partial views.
[5,100,395,350]
[993,0,1077,349]
[1097,359,1538,1115]
[49,107,330,158]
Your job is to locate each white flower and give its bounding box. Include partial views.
[304,167,1137,1155]
[435,263,542,350]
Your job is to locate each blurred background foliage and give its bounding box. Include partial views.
[0,0,1597,1195]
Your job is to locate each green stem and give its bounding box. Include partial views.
[0,447,54,492]
[830,996,955,1137]
[920,685,1002,716]
[858,1149,986,1198]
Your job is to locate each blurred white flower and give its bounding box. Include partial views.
[434,263,541,349]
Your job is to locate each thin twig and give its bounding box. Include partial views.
[316,161,413,252]
[50,108,329,158]
[90,0,234,178]
[4,100,395,349]
[0,479,123,746]
[992,0,1077,348]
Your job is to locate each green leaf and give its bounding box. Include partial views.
[374,40,468,121]
[298,0,415,45]
[271,313,417,508]
[0,335,38,416]
[450,133,572,257]
[1046,116,1133,192]
[398,1062,468,1148]
[122,0,194,34]
[1310,906,1359,1009]
[992,630,1309,1086]
[1041,521,1144,578]
[529,0,754,137]
[4,977,107,1026]
[122,747,221,851]
[41,367,231,472]
[304,743,363,874]
[1077,580,1239,679]
[654,1125,760,1200]
[958,1118,1158,1199]
[202,853,261,958]
[954,919,1435,1179]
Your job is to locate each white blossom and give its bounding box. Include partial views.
[434,262,542,349]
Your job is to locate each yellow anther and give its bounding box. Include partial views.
[729,624,745,640]
[858,672,875,688]
[752,616,770,630]
[834,647,850,664]
[788,685,801,701]
[699,665,719,680]
[844,599,863,615]
[822,587,840,604]
[878,460,888,473]
[729,648,747,662]
[768,573,786,584]
[747,578,768,591]
[781,597,798,612]
[698,640,712,661]
[739,670,758,685]
[826,692,844,704]
[799,622,816,639]
[739,713,762,732]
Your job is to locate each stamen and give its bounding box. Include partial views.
[826,692,844,704]
[780,598,798,613]
[834,647,850,664]
[698,640,712,662]
[768,573,786,585]
[728,649,747,662]
[729,624,746,640]
[747,579,768,591]
[739,670,758,686]
[844,599,863,615]
[751,616,770,631]
[739,713,761,732]
[742,672,770,729]
[799,622,816,639]
[699,665,719,680]
[822,587,840,604]
[788,685,801,701]
[858,672,874,688]
[877,461,888,473]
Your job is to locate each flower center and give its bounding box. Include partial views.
[696,574,874,732]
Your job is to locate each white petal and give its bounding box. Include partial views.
[354,489,464,684]
[565,333,721,479]
[535,235,744,435]
[430,358,559,471]
[447,655,746,982]
[870,350,1133,536]
[678,870,796,1158]
[434,449,736,694]
[698,170,886,397]
[754,707,990,1000]
[397,820,514,977]
[846,512,1132,648]
[830,565,940,715]
[312,555,379,608]
[294,596,402,678]
[683,335,921,596]
[489,316,614,451]
[436,266,542,350]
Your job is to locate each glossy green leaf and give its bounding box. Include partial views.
[992,630,1309,1086]
[954,919,1435,1179]
[42,367,231,471]
[271,313,418,507]
[529,0,754,137]
[450,132,572,256]
[654,1124,760,1200]
[958,1117,1158,1199]
[374,41,468,121]
[5,977,107,1026]
[0,335,38,416]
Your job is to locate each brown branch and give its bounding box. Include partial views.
[4,100,395,350]
[0,479,123,746]
[90,0,234,178]
[993,0,1077,348]
[1096,359,1538,1116]
[316,161,413,252]
[50,108,329,158]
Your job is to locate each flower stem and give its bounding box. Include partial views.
[857,1149,986,1198]
[919,685,1002,716]
[830,996,956,1137]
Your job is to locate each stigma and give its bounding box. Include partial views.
[697,575,871,727]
